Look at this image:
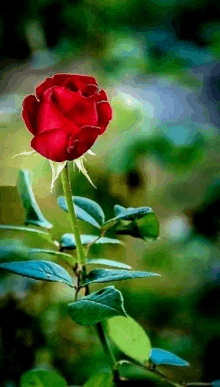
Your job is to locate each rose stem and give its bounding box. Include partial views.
[61,162,86,266]
[61,162,116,367]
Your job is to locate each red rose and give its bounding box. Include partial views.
[22,74,112,162]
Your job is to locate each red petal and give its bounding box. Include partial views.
[37,88,79,136]
[76,75,97,86]
[96,101,112,133]
[94,89,108,102]
[68,126,101,160]
[52,87,98,127]
[31,129,69,162]
[22,95,40,135]
[83,84,98,97]
[36,78,54,100]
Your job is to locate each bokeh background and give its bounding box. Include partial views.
[0,0,220,386]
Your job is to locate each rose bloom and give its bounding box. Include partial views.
[22,74,112,162]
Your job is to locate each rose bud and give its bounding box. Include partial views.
[22,74,112,162]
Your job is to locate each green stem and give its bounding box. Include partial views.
[85,282,116,367]
[61,162,86,266]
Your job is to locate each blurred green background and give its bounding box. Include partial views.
[0,0,220,385]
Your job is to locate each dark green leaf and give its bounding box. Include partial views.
[150,348,190,367]
[17,169,52,229]
[104,205,159,241]
[82,269,160,286]
[60,234,123,250]
[58,196,104,229]
[83,369,114,387]
[107,316,151,363]
[87,258,132,270]
[20,369,67,387]
[68,286,126,325]
[0,260,74,287]
[114,205,152,221]
[212,381,220,387]
[29,248,75,266]
[118,361,178,386]
[0,224,53,243]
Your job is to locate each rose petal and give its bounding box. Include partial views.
[31,129,70,162]
[83,84,98,97]
[52,87,98,127]
[77,75,97,86]
[96,101,112,133]
[67,126,101,160]
[22,95,40,135]
[37,88,79,136]
[36,78,54,100]
[94,89,108,102]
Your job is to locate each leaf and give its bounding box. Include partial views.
[150,348,190,367]
[60,234,123,250]
[212,381,220,387]
[17,169,53,229]
[107,315,151,364]
[82,269,160,286]
[68,286,126,325]
[0,260,74,287]
[87,258,132,270]
[0,224,53,242]
[114,205,153,221]
[29,248,75,266]
[83,369,115,387]
[118,361,177,386]
[104,205,159,241]
[58,196,104,229]
[20,369,67,387]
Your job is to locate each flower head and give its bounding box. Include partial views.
[22,74,112,162]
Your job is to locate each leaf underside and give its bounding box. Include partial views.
[60,234,123,250]
[150,348,190,366]
[82,269,160,286]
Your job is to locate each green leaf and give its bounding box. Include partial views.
[87,258,132,270]
[0,260,74,287]
[107,316,151,364]
[20,369,67,387]
[60,234,123,250]
[0,224,53,243]
[58,196,105,229]
[83,369,114,387]
[104,205,159,241]
[118,361,177,386]
[17,169,53,229]
[82,269,160,286]
[68,286,126,325]
[212,381,220,387]
[150,348,190,367]
[114,205,152,221]
[29,248,75,266]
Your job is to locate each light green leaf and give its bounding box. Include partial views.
[0,224,53,242]
[137,213,160,240]
[82,269,160,286]
[68,286,126,325]
[0,260,74,287]
[107,316,151,364]
[150,348,190,366]
[29,248,75,266]
[83,369,114,387]
[87,259,132,270]
[20,369,67,387]
[17,169,52,229]
[57,196,104,229]
[60,234,123,250]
